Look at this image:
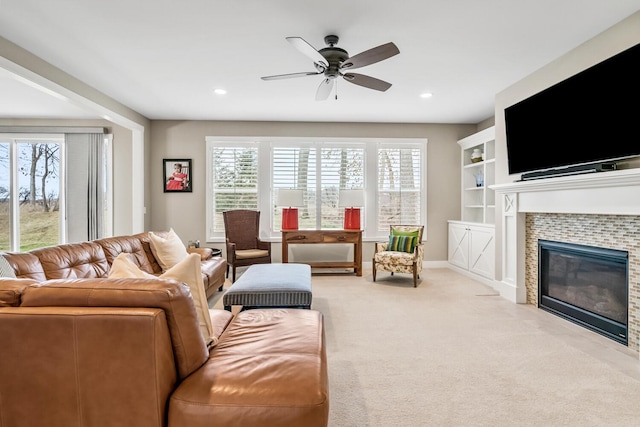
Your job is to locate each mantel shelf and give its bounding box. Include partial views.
[491,168,640,194]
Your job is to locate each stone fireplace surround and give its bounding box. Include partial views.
[492,168,640,353]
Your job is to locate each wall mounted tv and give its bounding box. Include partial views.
[504,42,640,179]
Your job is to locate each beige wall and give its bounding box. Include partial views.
[0,36,152,234]
[149,120,477,262]
[493,11,640,281]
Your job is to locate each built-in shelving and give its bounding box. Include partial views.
[448,126,497,282]
[458,126,495,224]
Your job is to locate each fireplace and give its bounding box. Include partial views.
[538,239,629,344]
[492,168,640,354]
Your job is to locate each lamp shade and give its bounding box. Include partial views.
[338,189,364,207]
[277,189,304,207]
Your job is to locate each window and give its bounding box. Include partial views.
[207,143,259,235]
[376,146,423,232]
[206,137,426,241]
[0,136,62,251]
[0,130,110,251]
[272,144,365,231]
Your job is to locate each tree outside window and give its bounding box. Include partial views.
[0,140,60,251]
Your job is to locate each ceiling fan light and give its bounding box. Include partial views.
[262,36,399,99]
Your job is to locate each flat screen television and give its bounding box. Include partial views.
[504,42,640,177]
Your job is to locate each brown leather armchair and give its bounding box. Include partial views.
[223,210,272,282]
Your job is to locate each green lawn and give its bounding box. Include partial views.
[0,203,59,252]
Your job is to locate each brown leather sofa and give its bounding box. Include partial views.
[1,231,226,298]
[0,233,329,427]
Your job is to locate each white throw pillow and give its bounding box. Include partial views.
[108,252,215,346]
[148,228,189,272]
[0,255,16,278]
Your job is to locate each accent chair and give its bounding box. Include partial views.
[372,225,424,287]
[223,209,272,282]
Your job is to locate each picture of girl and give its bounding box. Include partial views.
[166,162,189,191]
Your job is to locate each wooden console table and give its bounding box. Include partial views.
[281,229,362,276]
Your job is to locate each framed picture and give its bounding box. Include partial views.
[163,159,192,193]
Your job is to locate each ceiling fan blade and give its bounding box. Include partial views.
[340,42,400,70]
[315,78,334,101]
[342,73,392,91]
[286,36,328,68]
[261,71,321,81]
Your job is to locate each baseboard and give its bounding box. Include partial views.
[446,264,503,295]
[423,260,451,269]
[364,260,450,269]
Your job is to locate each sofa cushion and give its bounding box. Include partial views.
[0,278,38,306]
[20,277,209,380]
[94,235,155,274]
[1,252,47,281]
[31,242,109,279]
[149,228,189,272]
[169,309,329,427]
[110,253,215,346]
[0,306,177,427]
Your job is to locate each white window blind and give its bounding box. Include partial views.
[206,137,426,241]
[320,146,364,228]
[377,147,422,232]
[210,145,258,233]
[272,146,317,230]
[272,144,364,230]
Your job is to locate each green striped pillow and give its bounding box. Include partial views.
[387,235,417,253]
[391,229,420,239]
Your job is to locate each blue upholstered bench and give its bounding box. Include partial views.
[222,263,312,311]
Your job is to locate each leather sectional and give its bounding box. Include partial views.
[0,232,329,427]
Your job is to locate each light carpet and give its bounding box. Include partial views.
[211,267,640,427]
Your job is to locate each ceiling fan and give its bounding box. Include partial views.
[261,35,400,101]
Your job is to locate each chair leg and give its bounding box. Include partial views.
[226,263,229,278]
[372,258,377,282]
[413,269,418,287]
[232,266,236,283]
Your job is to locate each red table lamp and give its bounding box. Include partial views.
[339,189,364,230]
[277,189,304,230]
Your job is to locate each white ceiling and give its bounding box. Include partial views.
[0,1,639,124]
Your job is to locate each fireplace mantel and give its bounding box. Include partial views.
[488,168,640,304]
[492,168,640,215]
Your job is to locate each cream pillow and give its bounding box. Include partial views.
[108,252,215,346]
[148,228,189,272]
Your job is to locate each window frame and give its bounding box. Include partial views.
[205,139,266,240]
[270,140,367,232]
[205,136,427,242]
[0,130,112,251]
[0,133,65,251]
[374,142,426,235]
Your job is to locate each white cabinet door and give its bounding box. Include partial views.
[448,221,495,280]
[469,227,495,279]
[448,223,469,270]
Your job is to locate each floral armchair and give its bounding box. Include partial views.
[372,225,424,287]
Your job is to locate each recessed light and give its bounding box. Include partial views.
[420,92,433,99]
[213,88,227,95]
